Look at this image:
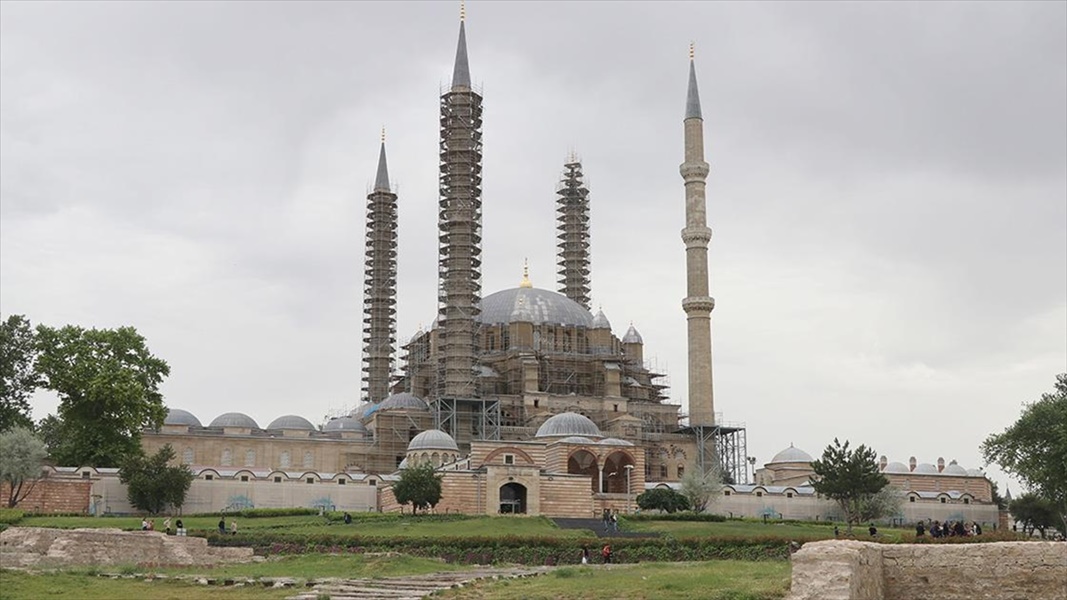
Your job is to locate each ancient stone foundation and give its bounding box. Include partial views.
[0,527,253,568]
[788,540,1067,600]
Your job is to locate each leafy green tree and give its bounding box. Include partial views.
[0,427,48,508]
[118,444,194,515]
[856,485,905,524]
[1010,493,1061,538]
[35,324,169,467]
[679,464,723,513]
[636,487,690,513]
[810,438,889,532]
[0,315,41,432]
[981,373,1067,534]
[392,462,443,514]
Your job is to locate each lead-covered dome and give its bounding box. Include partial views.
[324,416,367,432]
[408,429,459,452]
[267,415,316,431]
[164,408,202,427]
[536,412,602,438]
[883,461,910,474]
[942,463,968,476]
[479,287,594,327]
[380,392,428,411]
[209,412,259,429]
[768,444,813,464]
[914,463,939,474]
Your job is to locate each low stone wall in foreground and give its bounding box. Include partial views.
[789,540,1067,600]
[0,527,254,569]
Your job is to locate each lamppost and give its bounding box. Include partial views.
[624,464,635,513]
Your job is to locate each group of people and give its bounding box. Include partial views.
[141,517,186,536]
[580,544,613,564]
[916,519,982,538]
[601,508,620,532]
[217,518,239,535]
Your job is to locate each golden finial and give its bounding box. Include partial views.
[380,126,386,143]
[519,258,532,288]
[460,1,465,22]
[689,42,695,60]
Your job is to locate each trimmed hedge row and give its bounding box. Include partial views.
[204,532,792,564]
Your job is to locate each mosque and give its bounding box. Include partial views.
[124,13,999,524]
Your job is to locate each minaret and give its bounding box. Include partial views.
[438,4,483,399]
[363,129,398,404]
[556,155,591,309]
[680,44,715,427]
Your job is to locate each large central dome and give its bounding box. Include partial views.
[478,287,594,327]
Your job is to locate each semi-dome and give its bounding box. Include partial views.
[768,444,813,464]
[478,287,594,327]
[209,412,259,429]
[380,392,428,411]
[600,438,635,446]
[324,416,368,432]
[622,324,643,344]
[883,461,910,474]
[914,463,939,474]
[556,436,596,444]
[164,408,202,427]
[535,412,601,438]
[267,415,316,431]
[408,429,459,452]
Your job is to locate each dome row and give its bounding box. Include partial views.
[165,409,317,431]
[766,442,983,477]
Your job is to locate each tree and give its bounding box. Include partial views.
[0,427,48,508]
[35,324,170,467]
[810,438,889,532]
[1010,493,1061,538]
[118,444,194,515]
[679,464,724,513]
[636,487,690,513]
[981,373,1067,535]
[856,485,905,524]
[0,315,41,432]
[392,462,443,514]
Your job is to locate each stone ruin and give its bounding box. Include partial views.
[788,539,1067,600]
[0,527,254,569]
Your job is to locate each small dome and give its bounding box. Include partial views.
[408,429,459,452]
[324,416,367,432]
[164,408,202,427]
[769,444,813,464]
[600,438,635,446]
[209,412,259,429]
[966,468,984,477]
[942,463,968,476]
[592,309,611,330]
[380,392,428,412]
[914,463,939,474]
[884,462,910,474]
[556,436,597,445]
[267,415,316,431]
[622,324,643,344]
[535,412,601,438]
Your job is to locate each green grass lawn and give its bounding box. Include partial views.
[149,552,471,579]
[441,560,792,600]
[0,570,293,600]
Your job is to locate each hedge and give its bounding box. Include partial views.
[0,509,25,525]
[203,532,792,564]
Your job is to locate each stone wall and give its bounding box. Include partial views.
[1,479,90,514]
[789,540,1067,600]
[0,527,253,568]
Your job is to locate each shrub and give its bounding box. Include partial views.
[0,508,25,525]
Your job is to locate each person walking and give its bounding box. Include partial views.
[218,518,226,534]
[601,543,612,564]
[581,546,590,565]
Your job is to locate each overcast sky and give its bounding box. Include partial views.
[2,1,1064,490]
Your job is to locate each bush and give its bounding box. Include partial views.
[0,508,25,525]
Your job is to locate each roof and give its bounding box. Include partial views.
[408,429,459,452]
[555,436,597,445]
[883,462,910,474]
[600,438,635,447]
[478,287,594,327]
[209,412,259,429]
[373,141,390,192]
[591,309,611,330]
[164,408,202,427]
[685,58,702,120]
[452,20,471,89]
[914,463,940,474]
[379,392,428,412]
[535,412,602,438]
[323,416,367,432]
[622,324,643,344]
[768,444,813,464]
[267,415,316,431]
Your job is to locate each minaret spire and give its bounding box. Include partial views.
[452,3,471,90]
[680,47,715,435]
[374,127,390,192]
[363,133,399,405]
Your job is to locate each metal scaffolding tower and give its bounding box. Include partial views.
[686,418,749,485]
[362,140,397,404]
[556,158,591,310]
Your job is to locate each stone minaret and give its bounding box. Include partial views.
[556,157,591,310]
[437,9,483,399]
[680,46,715,427]
[363,132,398,404]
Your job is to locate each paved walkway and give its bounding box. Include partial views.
[285,567,553,600]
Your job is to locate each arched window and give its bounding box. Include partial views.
[182,447,194,465]
[221,448,233,466]
[432,452,440,466]
[244,449,256,467]
[303,451,314,469]
[279,451,291,468]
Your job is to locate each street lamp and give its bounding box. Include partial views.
[624,464,635,512]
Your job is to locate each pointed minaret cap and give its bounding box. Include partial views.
[685,43,703,121]
[622,323,643,344]
[592,307,611,330]
[373,129,390,192]
[452,7,471,90]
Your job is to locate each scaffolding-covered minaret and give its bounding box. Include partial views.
[556,156,591,310]
[437,9,483,400]
[363,131,398,404]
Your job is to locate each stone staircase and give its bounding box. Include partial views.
[551,517,661,539]
[286,567,552,600]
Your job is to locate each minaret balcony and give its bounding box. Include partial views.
[682,296,716,313]
[681,226,712,246]
[679,162,710,180]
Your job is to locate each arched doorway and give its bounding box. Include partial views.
[567,449,599,492]
[602,451,636,494]
[499,482,527,514]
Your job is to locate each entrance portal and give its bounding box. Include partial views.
[499,482,527,514]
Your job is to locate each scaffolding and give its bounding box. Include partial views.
[362,151,398,405]
[556,159,591,310]
[685,417,749,485]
